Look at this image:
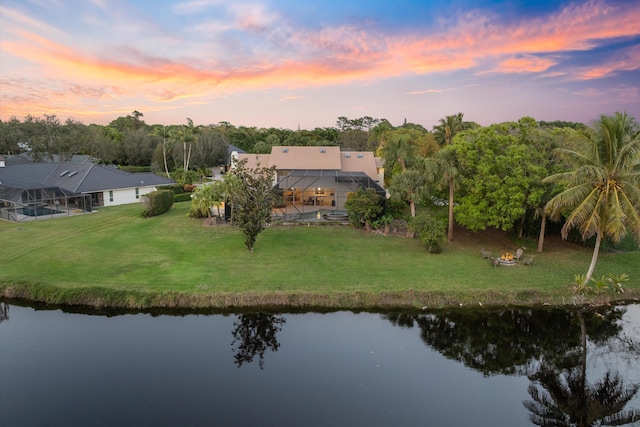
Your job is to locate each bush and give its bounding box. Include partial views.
[408,212,446,253]
[174,193,193,203]
[159,184,186,195]
[344,187,383,231]
[141,190,174,217]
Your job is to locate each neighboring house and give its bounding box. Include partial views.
[0,159,174,221]
[234,146,384,215]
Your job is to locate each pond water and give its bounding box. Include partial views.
[1,301,639,426]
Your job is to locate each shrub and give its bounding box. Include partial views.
[408,212,446,253]
[174,193,193,203]
[344,187,383,231]
[141,190,174,217]
[159,184,186,195]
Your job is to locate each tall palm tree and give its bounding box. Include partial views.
[543,112,640,283]
[152,125,172,178]
[427,147,460,241]
[172,118,199,171]
[431,113,464,241]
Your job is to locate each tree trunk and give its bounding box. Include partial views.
[186,142,193,171]
[163,141,170,179]
[584,232,602,283]
[518,214,526,238]
[537,213,546,252]
[448,177,454,241]
[183,142,187,170]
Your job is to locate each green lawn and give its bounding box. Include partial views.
[1,202,638,309]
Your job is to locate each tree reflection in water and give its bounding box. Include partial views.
[524,310,640,426]
[231,313,286,369]
[385,306,640,425]
[0,302,8,324]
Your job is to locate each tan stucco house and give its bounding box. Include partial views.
[233,146,385,217]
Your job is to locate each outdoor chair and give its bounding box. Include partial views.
[522,256,534,266]
[481,249,491,259]
[514,248,524,261]
[489,256,500,267]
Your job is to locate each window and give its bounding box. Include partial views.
[320,148,326,153]
[135,188,140,199]
[357,153,363,158]
[344,153,351,158]
[109,190,113,202]
[282,148,289,153]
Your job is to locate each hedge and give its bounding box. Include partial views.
[141,190,174,217]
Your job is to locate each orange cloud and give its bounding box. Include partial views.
[1,0,639,124]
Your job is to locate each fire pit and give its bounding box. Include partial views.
[498,252,517,266]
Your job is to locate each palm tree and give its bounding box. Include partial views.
[433,113,464,147]
[430,113,464,241]
[390,169,427,219]
[381,131,419,174]
[543,112,640,283]
[172,118,199,171]
[427,146,460,241]
[152,125,172,179]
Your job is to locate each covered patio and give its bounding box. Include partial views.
[272,169,385,221]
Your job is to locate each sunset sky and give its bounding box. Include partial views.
[1,0,639,130]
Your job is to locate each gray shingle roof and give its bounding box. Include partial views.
[0,162,174,193]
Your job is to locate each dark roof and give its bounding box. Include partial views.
[0,162,174,193]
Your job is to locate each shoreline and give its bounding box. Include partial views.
[2,282,639,313]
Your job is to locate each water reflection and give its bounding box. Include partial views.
[524,310,640,426]
[1,299,639,426]
[386,306,640,426]
[0,301,8,323]
[230,313,286,368]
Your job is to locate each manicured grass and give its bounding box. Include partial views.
[1,202,638,309]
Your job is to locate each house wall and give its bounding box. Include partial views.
[99,186,157,207]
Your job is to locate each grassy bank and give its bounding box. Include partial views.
[1,202,638,309]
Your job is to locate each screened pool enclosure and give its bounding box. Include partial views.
[0,184,92,222]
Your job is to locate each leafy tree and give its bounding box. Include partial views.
[109,110,146,132]
[543,112,640,283]
[408,212,446,253]
[452,118,552,234]
[344,187,383,231]
[231,158,278,251]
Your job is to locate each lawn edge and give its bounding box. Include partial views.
[2,281,639,311]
